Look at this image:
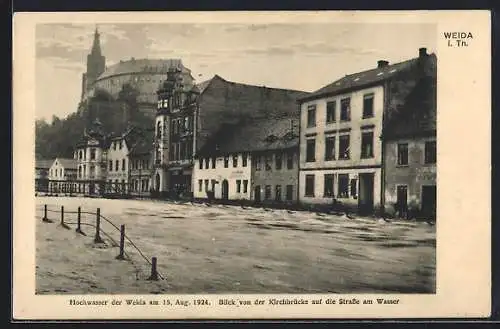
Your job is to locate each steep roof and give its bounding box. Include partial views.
[97,58,191,80]
[128,131,154,156]
[197,116,300,156]
[35,159,54,170]
[299,53,435,102]
[384,74,437,139]
[54,158,78,170]
[196,74,310,99]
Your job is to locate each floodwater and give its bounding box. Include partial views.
[35,196,435,294]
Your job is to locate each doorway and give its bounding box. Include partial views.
[155,173,161,191]
[254,185,261,203]
[221,180,229,200]
[396,185,408,218]
[421,185,436,219]
[358,173,374,214]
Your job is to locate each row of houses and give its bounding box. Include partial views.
[36,47,436,219]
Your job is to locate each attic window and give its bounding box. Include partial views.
[353,77,360,82]
[335,82,341,86]
[265,135,278,143]
[389,69,397,73]
[377,72,384,76]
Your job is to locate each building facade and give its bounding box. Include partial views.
[35,159,53,192]
[106,135,130,194]
[194,117,299,205]
[48,158,78,193]
[153,71,307,199]
[74,120,109,195]
[193,153,252,201]
[298,47,437,215]
[128,134,154,198]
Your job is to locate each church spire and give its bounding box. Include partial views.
[91,26,102,56]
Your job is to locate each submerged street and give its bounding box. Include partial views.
[35,196,435,294]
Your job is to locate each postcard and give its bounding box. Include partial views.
[12,10,491,320]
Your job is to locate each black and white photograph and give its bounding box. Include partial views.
[13,11,491,320]
[33,20,437,295]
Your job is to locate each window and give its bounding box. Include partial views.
[286,185,294,201]
[425,141,436,164]
[211,179,216,191]
[233,155,238,168]
[338,174,349,198]
[236,180,241,193]
[340,98,351,121]
[397,143,409,166]
[115,160,119,171]
[204,179,209,191]
[243,180,248,193]
[90,148,96,160]
[287,152,294,169]
[199,159,203,169]
[156,121,162,139]
[307,105,316,127]
[79,151,82,160]
[119,141,123,150]
[325,136,336,161]
[326,101,336,123]
[122,159,126,171]
[109,160,113,171]
[212,157,216,169]
[275,185,282,201]
[265,154,272,171]
[324,174,335,197]
[242,154,247,167]
[265,185,272,200]
[350,179,357,198]
[205,158,209,169]
[361,131,374,158]
[224,156,229,168]
[275,153,282,170]
[363,94,374,118]
[339,135,350,160]
[306,139,316,162]
[255,156,262,171]
[113,142,117,151]
[305,175,315,197]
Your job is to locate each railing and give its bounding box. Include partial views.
[39,204,164,281]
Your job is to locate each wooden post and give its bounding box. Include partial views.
[75,207,86,235]
[94,208,104,243]
[147,257,159,281]
[60,206,70,229]
[115,224,126,260]
[42,204,52,223]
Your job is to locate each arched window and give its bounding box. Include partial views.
[157,121,162,139]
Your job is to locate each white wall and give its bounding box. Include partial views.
[107,139,129,184]
[192,153,252,200]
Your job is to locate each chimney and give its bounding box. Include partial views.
[419,47,427,58]
[377,60,389,68]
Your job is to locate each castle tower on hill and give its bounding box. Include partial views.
[81,27,106,100]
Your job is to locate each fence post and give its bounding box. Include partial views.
[147,257,159,281]
[94,208,104,244]
[60,206,70,229]
[42,204,52,223]
[75,206,86,235]
[115,224,126,260]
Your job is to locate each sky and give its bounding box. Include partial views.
[36,23,436,122]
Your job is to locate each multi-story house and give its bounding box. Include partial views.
[35,159,53,192]
[48,158,78,194]
[128,132,154,198]
[153,69,308,198]
[193,117,299,205]
[106,133,131,195]
[297,47,436,215]
[74,119,109,195]
[383,61,437,219]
